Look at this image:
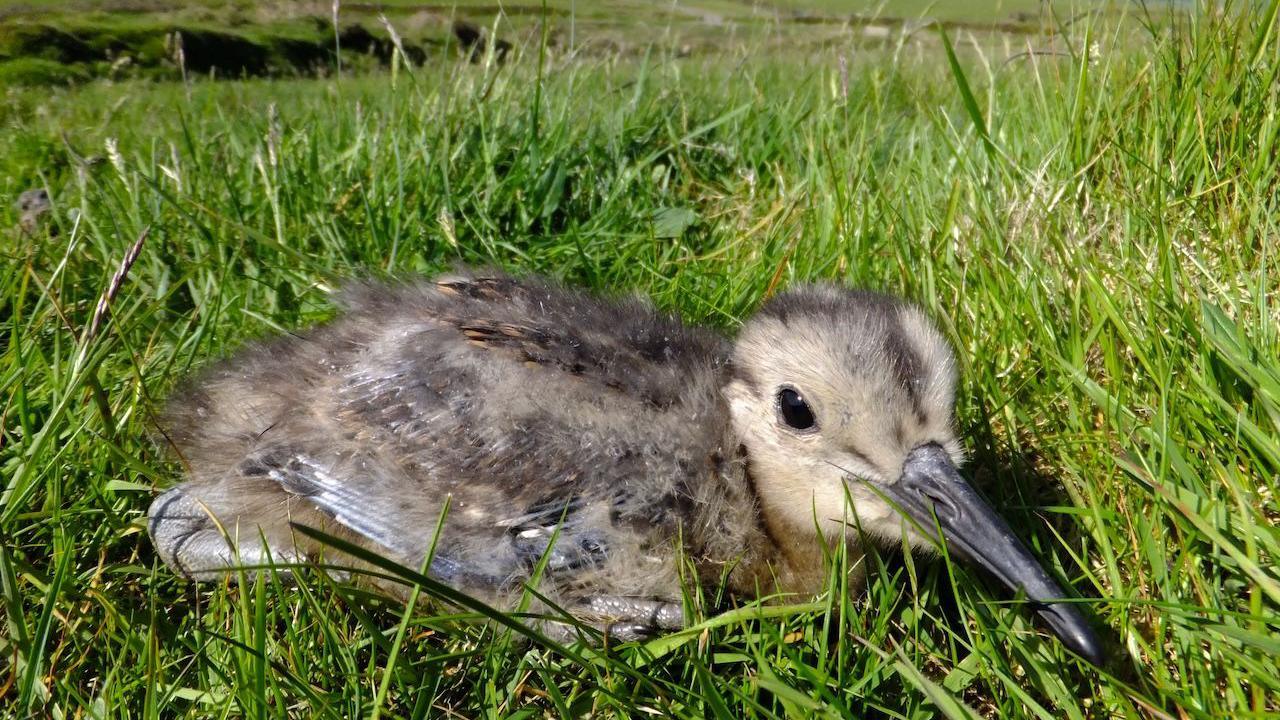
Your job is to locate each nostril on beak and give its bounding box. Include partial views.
[921,487,959,523]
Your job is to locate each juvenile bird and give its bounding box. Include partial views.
[149,269,1102,665]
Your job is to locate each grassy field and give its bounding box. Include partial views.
[0,0,1122,87]
[3,1,1280,718]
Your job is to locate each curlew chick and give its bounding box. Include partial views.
[148,269,1102,665]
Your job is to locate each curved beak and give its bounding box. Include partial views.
[883,443,1105,667]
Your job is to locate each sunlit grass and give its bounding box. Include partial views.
[2,3,1278,717]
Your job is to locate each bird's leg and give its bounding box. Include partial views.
[527,597,684,645]
[148,486,299,582]
[535,597,686,640]
[568,596,686,643]
[586,596,685,631]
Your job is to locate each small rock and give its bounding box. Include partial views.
[15,188,52,234]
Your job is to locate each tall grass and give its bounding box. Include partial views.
[2,4,1278,717]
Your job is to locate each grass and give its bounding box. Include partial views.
[0,0,1055,20]
[2,1,1279,717]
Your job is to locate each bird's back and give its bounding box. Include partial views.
[159,270,762,608]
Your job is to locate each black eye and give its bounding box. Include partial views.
[777,387,816,430]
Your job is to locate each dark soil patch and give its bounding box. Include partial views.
[0,18,444,85]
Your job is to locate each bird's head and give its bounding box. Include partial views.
[725,284,1102,666]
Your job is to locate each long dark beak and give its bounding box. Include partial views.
[883,443,1104,667]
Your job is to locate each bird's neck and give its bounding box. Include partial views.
[755,509,866,597]
[744,467,869,598]
[691,440,867,599]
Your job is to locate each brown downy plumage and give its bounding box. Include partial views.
[149,269,1102,663]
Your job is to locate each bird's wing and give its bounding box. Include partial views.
[254,446,614,589]
[258,451,428,560]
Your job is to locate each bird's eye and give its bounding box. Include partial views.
[777,387,816,431]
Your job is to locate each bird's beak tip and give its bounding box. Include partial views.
[1038,601,1106,667]
[890,443,1105,669]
